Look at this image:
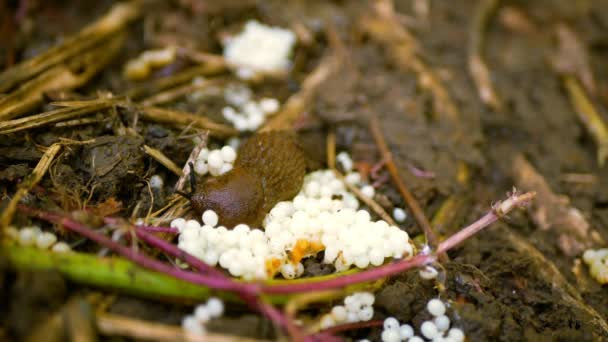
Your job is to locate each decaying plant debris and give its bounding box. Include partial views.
[2,0,608,341]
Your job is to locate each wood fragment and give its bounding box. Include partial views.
[0,1,140,93]
[140,77,223,107]
[143,145,183,176]
[1,144,62,228]
[369,117,438,249]
[126,63,226,100]
[563,76,608,166]
[552,23,596,96]
[334,170,397,226]
[137,106,238,138]
[97,313,269,342]
[0,101,112,135]
[326,129,336,170]
[469,0,502,109]
[0,32,126,120]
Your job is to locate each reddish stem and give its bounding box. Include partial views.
[263,253,433,294]
[103,217,223,277]
[19,205,256,295]
[135,225,178,234]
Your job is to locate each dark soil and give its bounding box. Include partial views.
[2,0,608,341]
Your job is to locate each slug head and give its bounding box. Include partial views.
[191,166,265,228]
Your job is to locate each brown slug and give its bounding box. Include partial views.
[190,131,306,228]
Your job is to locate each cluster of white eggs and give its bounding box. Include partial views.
[181,297,225,335]
[378,299,465,342]
[319,292,375,329]
[223,20,296,79]
[583,248,608,284]
[221,84,280,131]
[6,226,71,253]
[175,169,414,280]
[193,146,237,177]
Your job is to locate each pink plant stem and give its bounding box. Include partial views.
[19,206,257,295]
[135,225,178,234]
[102,217,224,277]
[436,211,496,254]
[263,253,434,295]
[264,191,536,295]
[138,228,226,277]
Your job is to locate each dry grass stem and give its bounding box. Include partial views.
[125,64,226,100]
[0,101,112,135]
[140,78,224,107]
[563,76,608,166]
[143,145,183,176]
[1,144,62,228]
[137,106,238,138]
[335,170,396,226]
[468,0,501,109]
[97,312,269,342]
[326,130,336,169]
[0,32,124,121]
[369,117,438,248]
[0,1,140,93]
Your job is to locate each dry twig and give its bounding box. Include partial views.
[1,143,62,228]
[563,76,608,166]
[97,312,269,342]
[143,145,183,176]
[369,117,438,249]
[469,0,502,109]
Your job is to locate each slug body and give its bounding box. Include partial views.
[191,132,306,228]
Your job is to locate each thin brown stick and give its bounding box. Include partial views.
[563,76,608,166]
[368,117,438,249]
[137,106,238,138]
[327,129,336,169]
[468,0,501,109]
[143,145,183,176]
[1,143,62,228]
[97,312,269,342]
[0,1,140,93]
[140,78,224,107]
[334,171,396,226]
[327,127,395,224]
